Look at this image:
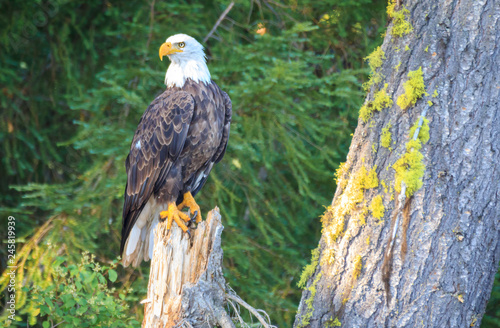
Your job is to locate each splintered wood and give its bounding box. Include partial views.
[142,208,225,328]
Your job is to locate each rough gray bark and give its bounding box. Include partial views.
[294,0,500,327]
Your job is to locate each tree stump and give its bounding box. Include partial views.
[142,208,234,328]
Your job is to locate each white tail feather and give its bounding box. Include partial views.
[122,197,167,267]
[126,225,141,256]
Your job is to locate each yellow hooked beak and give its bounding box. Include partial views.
[159,42,183,61]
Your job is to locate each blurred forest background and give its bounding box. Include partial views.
[0,0,498,327]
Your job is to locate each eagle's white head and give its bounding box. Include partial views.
[159,34,211,88]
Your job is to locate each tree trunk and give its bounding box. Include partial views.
[294,0,500,327]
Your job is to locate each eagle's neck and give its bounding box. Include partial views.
[165,55,211,88]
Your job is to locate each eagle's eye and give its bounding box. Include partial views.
[178,42,185,48]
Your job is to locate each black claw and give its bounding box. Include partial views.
[186,229,191,238]
[191,210,198,222]
[188,211,199,229]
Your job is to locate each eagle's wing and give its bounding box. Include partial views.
[191,91,232,197]
[120,91,194,255]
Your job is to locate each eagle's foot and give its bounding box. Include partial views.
[177,191,202,223]
[160,203,191,233]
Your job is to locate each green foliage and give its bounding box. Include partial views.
[484,271,500,327]
[26,253,137,328]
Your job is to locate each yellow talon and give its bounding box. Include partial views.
[160,202,191,232]
[177,191,202,223]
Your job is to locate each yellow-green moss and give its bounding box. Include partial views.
[325,317,342,327]
[357,214,366,226]
[397,67,426,110]
[362,110,373,126]
[299,272,323,327]
[387,0,396,16]
[387,0,413,37]
[432,89,439,98]
[382,174,394,199]
[353,255,362,280]
[353,206,368,226]
[380,123,393,150]
[335,162,349,191]
[406,139,422,151]
[394,61,401,70]
[372,84,393,114]
[322,165,379,263]
[366,236,370,245]
[321,205,344,244]
[360,84,393,122]
[362,165,379,189]
[298,247,320,288]
[393,146,425,197]
[381,180,388,193]
[409,117,430,144]
[395,118,429,196]
[322,248,335,265]
[329,164,379,229]
[389,185,395,201]
[363,47,385,91]
[428,100,433,107]
[405,45,410,51]
[370,195,385,219]
[425,45,429,52]
[365,46,385,72]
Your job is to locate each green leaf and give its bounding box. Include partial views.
[108,269,118,282]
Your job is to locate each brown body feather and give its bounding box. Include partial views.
[120,79,231,266]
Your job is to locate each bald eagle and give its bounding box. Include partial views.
[120,34,232,267]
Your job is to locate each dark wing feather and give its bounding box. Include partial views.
[191,90,232,197]
[213,91,232,164]
[120,91,195,255]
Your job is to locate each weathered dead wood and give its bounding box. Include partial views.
[142,207,274,328]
